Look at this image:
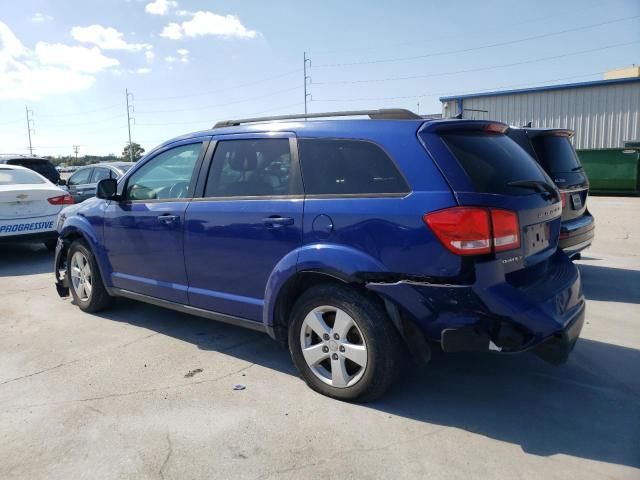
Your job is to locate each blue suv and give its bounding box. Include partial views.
[54,109,585,401]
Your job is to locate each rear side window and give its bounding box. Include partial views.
[441,133,548,196]
[298,139,408,195]
[530,135,581,173]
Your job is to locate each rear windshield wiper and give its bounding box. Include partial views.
[571,166,583,171]
[507,180,560,201]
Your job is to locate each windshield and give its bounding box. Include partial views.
[441,132,550,195]
[119,164,134,173]
[530,135,582,173]
[0,168,46,185]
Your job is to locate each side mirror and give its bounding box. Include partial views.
[96,178,118,200]
[58,178,67,186]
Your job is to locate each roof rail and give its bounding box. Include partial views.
[213,108,421,128]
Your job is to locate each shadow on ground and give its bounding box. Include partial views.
[95,298,640,470]
[578,263,640,304]
[0,243,53,277]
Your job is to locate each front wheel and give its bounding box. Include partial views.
[288,284,403,402]
[68,240,113,313]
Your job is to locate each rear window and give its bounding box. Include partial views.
[8,159,56,175]
[530,135,581,173]
[298,139,408,195]
[441,132,548,196]
[0,168,46,185]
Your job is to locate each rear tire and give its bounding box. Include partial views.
[68,240,113,313]
[288,284,403,402]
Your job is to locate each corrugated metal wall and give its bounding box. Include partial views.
[441,82,640,149]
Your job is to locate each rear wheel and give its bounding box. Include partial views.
[68,240,113,313]
[288,284,403,402]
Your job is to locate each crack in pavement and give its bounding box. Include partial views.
[255,427,449,479]
[2,363,256,412]
[159,431,173,480]
[0,332,159,387]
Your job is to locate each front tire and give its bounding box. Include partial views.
[68,240,113,313]
[288,284,403,402]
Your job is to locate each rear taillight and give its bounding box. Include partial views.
[47,194,74,205]
[560,192,567,208]
[424,207,520,256]
[490,209,520,252]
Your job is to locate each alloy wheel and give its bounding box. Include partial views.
[70,251,92,302]
[299,306,368,388]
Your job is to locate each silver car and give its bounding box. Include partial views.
[66,162,134,203]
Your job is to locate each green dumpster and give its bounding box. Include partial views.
[577,148,640,194]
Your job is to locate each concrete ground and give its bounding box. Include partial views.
[0,196,638,479]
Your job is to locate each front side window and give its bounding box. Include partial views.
[298,139,409,195]
[205,139,295,197]
[126,143,202,201]
[68,168,93,186]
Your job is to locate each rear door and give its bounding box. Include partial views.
[184,132,303,321]
[420,122,562,272]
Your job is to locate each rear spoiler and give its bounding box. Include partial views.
[419,119,509,135]
[520,128,575,138]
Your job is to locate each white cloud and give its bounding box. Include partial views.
[0,22,98,100]
[164,56,177,63]
[28,13,53,23]
[145,50,155,63]
[176,48,188,56]
[136,67,152,74]
[160,11,258,40]
[145,0,177,15]
[160,22,183,40]
[35,43,120,73]
[71,25,151,51]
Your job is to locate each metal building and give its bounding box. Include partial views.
[440,77,640,150]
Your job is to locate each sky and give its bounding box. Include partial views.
[0,0,638,157]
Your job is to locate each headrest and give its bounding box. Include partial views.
[227,143,258,172]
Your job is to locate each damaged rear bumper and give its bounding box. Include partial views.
[366,250,585,364]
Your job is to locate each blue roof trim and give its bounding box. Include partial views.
[439,76,640,102]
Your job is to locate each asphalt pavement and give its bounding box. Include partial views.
[0,196,638,479]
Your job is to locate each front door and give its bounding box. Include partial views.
[184,133,303,321]
[103,140,207,303]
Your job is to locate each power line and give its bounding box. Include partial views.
[314,15,640,68]
[136,101,303,127]
[311,1,619,57]
[36,102,121,118]
[38,113,127,128]
[312,41,639,86]
[136,85,302,115]
[312,71,606,104]
[135,68,302,102]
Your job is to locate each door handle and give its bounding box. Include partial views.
[262,216,294,227]
[158,214,179,225]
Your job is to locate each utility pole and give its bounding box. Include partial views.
[303,52,311,116]
[73,145,79,163]
[125,88,135,162]
[25,106,35,155]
